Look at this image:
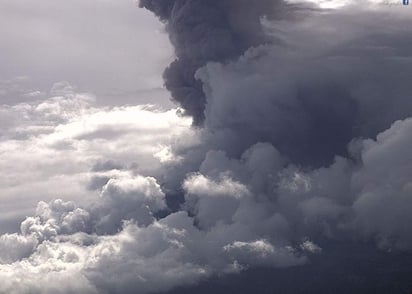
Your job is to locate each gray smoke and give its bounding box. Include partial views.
[139,0,285,125]
[140,0,412,166]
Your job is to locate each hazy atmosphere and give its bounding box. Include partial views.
[1,0,412,293]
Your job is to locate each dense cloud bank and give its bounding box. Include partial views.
[1,115,412,293]
[1,0,412,293]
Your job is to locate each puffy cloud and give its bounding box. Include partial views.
[351,118,412,249]
[183,173,251,229]
[0,158,312,293]
[0,81,193,234]
[223,239,306,268]
[20,200,91,240]
[0,233,37,264]
[93,174,167,233]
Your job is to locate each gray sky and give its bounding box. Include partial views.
[0,0,173,107]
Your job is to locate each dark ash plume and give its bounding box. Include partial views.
[141,1,412,166]
[139,1,361,166]
[139,0,284,125]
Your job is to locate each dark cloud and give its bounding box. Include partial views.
[168,242,412,294]
[195,12,412,165]
[139,0,285,125]
[141,1,412,166]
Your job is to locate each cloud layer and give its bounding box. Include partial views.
[1,113,412,293]
[0,81,192,233]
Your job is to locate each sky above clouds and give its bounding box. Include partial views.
[1,0,412,293]
[0,0,173,106]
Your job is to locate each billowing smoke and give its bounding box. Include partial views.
[139,0,284,125]
[140,0,412,165]
[1,1,412,293]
